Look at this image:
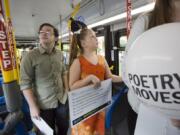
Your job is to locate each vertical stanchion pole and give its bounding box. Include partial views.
[4,0,19,82]
[126,0,132,38]
[0,0,22,134]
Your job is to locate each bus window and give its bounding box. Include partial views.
[119,36,127,48]
[61,42,70,65]
[119,35,127,76]
[97,36,105,56]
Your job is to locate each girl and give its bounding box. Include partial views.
[69,27,122,135]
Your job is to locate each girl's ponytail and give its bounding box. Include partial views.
[69,34,80,66]
[69,17,88,66]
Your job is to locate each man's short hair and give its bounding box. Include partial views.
[39,23,59,38]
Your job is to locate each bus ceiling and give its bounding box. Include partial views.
[9,0,153,40]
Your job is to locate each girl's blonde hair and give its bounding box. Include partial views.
[69,28,90,66]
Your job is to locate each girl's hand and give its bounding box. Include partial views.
[88,75,101,88]
[171,119,180,128]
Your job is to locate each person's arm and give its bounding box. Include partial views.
[23,89,40,118]
[61,51,69,92]
[123,14,150,114]
[125,14,149,53]
[20,52,40,118]
[63,72,69,91]
[69,58,100,90]
[104,59,122,82]
[171,119,180,128]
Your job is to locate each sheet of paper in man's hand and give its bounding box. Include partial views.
[31,117,53,135]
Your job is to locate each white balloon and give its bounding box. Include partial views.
[123,23,180,117]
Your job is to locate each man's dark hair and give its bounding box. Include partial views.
[38,23,59,38]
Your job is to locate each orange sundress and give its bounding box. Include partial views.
[71,55,106,135]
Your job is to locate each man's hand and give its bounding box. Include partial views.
[30,104,40,120]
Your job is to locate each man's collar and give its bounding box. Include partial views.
[39,45,56,54]
[39,45,46,54]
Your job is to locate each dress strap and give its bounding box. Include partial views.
[98,55,105,66]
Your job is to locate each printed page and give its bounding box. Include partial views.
[31,117,53,135]
[68,79,112,127]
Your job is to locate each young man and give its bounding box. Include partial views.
[20,23,69,135]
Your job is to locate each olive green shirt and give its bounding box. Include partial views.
[20,46,67,109]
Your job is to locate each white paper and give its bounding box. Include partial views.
[135,104,180,135]
[31,117,53,135]
[68,79,112,127]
